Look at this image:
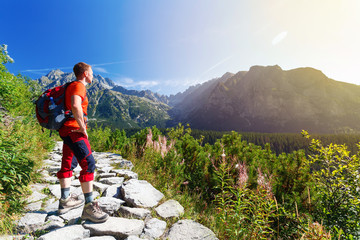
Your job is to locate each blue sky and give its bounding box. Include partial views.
[2,0,360,95]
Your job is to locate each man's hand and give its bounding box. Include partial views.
[71,127,88,138]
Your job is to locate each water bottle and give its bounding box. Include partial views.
[49,97,56,111]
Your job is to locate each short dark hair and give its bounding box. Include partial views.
[73,62,91,78]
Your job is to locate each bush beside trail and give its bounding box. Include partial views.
[0,45,55,235]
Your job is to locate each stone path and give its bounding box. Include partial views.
[1,142,218,240]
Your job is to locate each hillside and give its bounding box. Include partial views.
[170,65,360,133]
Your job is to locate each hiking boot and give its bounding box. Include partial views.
[58,194,85,215]
[81,201,109,223]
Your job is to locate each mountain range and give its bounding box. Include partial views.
[36,66,360,133]
[37,70,170,129]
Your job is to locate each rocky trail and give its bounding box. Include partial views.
[1,142,218,240]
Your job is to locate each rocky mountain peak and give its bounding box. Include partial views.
[46,69,64,80]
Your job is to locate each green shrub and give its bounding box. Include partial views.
[213,157,279,239]
[303,130,360,238]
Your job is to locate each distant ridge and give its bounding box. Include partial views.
[169,65,360,134]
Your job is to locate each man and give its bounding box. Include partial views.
[57,62,108,223]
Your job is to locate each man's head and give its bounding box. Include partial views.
[73,62,93,84]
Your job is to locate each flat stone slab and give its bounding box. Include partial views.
[96,163,112,169]
[98,197,125,215]
[71,179,81,187]
[83,217,144,239]
[93,182,110,194]
[98,173,117,178]
[44,176,59,184]
[164,220,218,240]
[43,215,65,231]
[111,169,138,179]
[99,177,124,185]
[121,179,164,208]
[155,200,184,219]
[27,191,48,203]
[0,234,30,240]
[97,167,114,174]
[125,236,142,240]
[103,185,121,198]
[25,201,43,212]
[59,205,84,225]
[38,225,90,240]
[48,185,76,199]
[44,199,59,213]
[18,212,47,233]
[118,206,151,220]
[84,237,116,240]
[30,183,47,192]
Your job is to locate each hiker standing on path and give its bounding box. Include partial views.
[56,62,109,223]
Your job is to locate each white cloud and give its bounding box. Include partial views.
[93,67,108,73]
[137,81,160,88]
[272,31,288,45]
[21,66,72,73]
[114,77,159,89]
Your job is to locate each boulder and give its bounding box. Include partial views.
[38,225,90,240]
[84,237,116,240]
[44,199,59,214]
[121,179,164,208]
[30,183,47,192]
[98,197,125,215]
[163,220,218,240]
[99,177,124,185]
[141,218,167,239]
[27,191,47,203]
[97,167,114,174]
[25,201,43,212]
[118,206,151,220]
[59,205,83,225]
[103,185,121,198]
[98,173,117,178]
[111,169,138,179]
[44,176,59,184]
[48,185,76,199]
[43,215,65,231]
[71,179,81,187]
[96,163,112,169]
[125,236,142,240]
[93,182,110,194]
[18,212,47,233]
[83,217,144,239]
[155,200,184,219]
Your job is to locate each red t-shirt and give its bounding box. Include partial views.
[59,81,88,136]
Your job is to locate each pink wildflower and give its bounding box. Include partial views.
[237,162,248,189]
[257,168,273,196]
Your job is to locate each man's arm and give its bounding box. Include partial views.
[71,94,87,138]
